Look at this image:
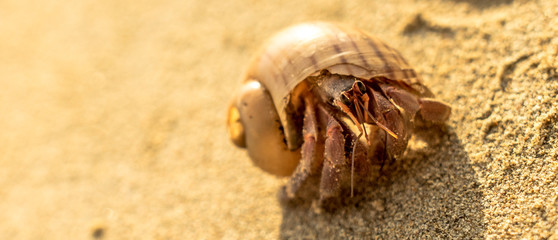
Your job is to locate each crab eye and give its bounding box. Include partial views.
[355,81,367,94]
[340,94,352,106]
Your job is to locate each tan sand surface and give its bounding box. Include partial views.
[0,0,557,239]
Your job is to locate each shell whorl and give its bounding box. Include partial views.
[243,22,427,150]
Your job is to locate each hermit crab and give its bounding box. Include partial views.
[227,22,451,205]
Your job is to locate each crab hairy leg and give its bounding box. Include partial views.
[380,84,421,118]
[318,106,347,204]
[370,88,411,158]
[367,125,389,169]
[351,130,363,197]
[418,98,452,123]
[350,98,369,197]
[279,95,324,202]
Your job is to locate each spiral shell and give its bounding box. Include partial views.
[243,22,431,150]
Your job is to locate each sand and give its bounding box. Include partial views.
[0,0,557,239]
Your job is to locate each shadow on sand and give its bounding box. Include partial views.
[444,0,512,8]
[279,126,486,239]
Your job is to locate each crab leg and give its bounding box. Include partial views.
[318,106,347,204]
[371,90,409,159]
[280,95,323,202]
[418,98,452,122]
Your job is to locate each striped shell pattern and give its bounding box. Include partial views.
[243,22,431,149]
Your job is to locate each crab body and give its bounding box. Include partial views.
[227,22,451,205]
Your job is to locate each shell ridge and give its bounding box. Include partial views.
[246,22,431,148]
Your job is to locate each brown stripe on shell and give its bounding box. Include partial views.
[328,24,359,77]
[399,61,411,81]
[335,24,372,71]
[309,53,318,66]
[276,34,320,88]
[349,37,372,71]
[332,43,353,76]
[312,23,354,77]
[393,48,410,65]
[331,44,346,63]
[359,30,390,75]
[262,50,289,87]
[378,40,405,67]
[244,22,431,148]
[378,41,412,81]
[278,39,311,87]
[355,30,417,85]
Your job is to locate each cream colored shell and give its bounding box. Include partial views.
[243,22,429,150]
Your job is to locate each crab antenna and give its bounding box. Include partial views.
[353,99,369,142]
[350,98,371,198]
[337,100,364,133]
[358,101,398,139]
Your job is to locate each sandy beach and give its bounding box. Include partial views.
[1,0,557,239]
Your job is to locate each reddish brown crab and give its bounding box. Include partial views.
[227,22,451,205]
